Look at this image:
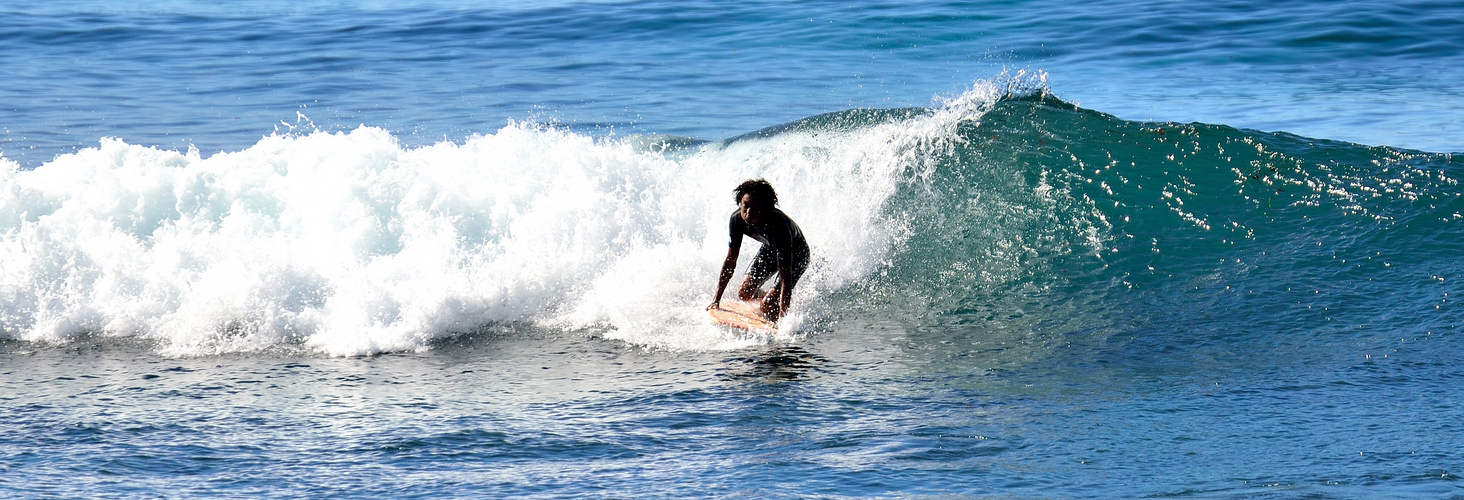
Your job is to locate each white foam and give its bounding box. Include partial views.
[0,77,1033,355]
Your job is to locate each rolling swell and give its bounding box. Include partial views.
[864,94,1462,376]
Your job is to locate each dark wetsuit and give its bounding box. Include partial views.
[729,208,810,289]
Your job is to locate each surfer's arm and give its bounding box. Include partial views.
[709,246,739,309]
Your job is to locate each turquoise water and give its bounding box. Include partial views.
[3,1,1463,497]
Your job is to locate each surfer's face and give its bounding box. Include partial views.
[739,193,765,225]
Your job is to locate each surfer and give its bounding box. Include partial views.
[708,179,810,322]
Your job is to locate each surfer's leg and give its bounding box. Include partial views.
[737,246,777,301]
[759,247,809,318]
[760,275,799,318]
[761,283,783,318]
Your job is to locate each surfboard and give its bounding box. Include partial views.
[708,299,778,335]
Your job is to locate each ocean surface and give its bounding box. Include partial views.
[3,0,1463,497]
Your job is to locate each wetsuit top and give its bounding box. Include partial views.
[729,208,809,269]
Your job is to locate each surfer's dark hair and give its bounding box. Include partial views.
[733,179,778,206]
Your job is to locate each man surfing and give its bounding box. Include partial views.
[708,179,810,322]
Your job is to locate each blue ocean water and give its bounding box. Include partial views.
[2,1,1463,497]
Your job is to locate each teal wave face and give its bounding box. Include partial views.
[845,96,1462,374]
